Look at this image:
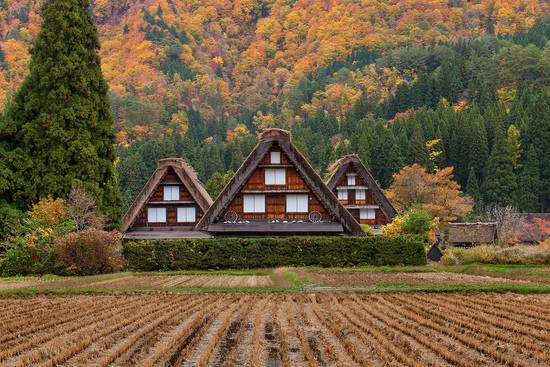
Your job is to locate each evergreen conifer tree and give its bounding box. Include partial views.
[482,124,518,207]
[0,0,121,225]
[517,145,541,212]
[466,166,481,206]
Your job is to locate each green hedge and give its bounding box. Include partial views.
[123,236,426,271]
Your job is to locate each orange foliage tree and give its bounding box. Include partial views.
[386,164,473,222]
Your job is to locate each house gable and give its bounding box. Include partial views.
[197,129,364,235]
[326,155,397,226]
[122,158,213,238]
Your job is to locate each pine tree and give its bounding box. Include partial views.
[0,0,121,225]
[482,124,518,207]
[468,114,489,181]
[524,89,550,211]
[466,166,481,206]
[517,145,541,212]
[410,123,430,168]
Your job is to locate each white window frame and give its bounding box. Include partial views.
[147,207,167,223]
[177,207,196,223]
[347,175,356,186]
[243,194,265,213]
[337,189,348,201]
[356,189,366,201]
[163,185,180,201]
[270,151,281,164]
[265,168,286,185]
[286,194,309,213]
[360,208,376,220]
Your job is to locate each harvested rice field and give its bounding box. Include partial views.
[300,271,530,287]
[0,274,274,291]
[2,293,550,366]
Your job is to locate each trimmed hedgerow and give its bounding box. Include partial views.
[123,235,426,271]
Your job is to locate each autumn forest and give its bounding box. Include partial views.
[1,0,550,215]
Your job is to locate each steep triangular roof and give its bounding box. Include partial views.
[122,158,213,232]
[326,154,397,220]
[197,129,364,235]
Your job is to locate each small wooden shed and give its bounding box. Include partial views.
[446,222,497,247]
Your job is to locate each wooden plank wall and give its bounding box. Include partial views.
[222,147,331,221]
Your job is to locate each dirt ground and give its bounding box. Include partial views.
[299,270,530,288]
[1,293,550,366]
[0,274,274,291]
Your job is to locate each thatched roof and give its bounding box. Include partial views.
[325,154,397,220]
[197,129,364,236]
[121,158,213,233]
[447,222,497,245]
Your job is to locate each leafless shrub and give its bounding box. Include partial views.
[480,205,524,245]
[65,185,106,231]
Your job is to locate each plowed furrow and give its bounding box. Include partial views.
[0,296,150,361]
[369,295,530,367]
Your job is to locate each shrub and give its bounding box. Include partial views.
[440,243,550,265]
[382,207,438,243]
[123,235,426,271]
[360,224,375,236]
[54,230,125,275]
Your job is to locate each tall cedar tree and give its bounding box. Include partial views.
[517,145,541,212]
[482,124,517,207]
[0,0,121,225]
[465,166,481,206]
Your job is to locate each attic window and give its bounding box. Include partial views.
[337,189,348,201]
[147,207,166,223]
[360,208,375,220]
[271,151,281,164]
[265,168,286,185]
[177,207,196,223]
[286,194,308,213]
[347,175,356,186]
[243,194,265,213]
[356,189,366,200]
[163,185,180,201]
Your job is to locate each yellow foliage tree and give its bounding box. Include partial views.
[29,197,68,228]
[386,164,473,222]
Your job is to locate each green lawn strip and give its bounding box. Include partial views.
[3,281,550,296]
[435,264,550,282]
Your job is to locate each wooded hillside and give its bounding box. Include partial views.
[1,0,549,212]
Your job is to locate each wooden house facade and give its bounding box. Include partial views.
[197,129,364,236]
[122,158,213,239]
[326,155,397,226]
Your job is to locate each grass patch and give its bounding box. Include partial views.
[4,279,550,296]
[436,263,550,283]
